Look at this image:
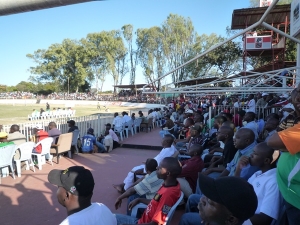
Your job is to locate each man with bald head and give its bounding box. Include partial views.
[7,124,26,160]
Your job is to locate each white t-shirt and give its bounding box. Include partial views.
[246,99,256,113]
[154,146,177,165]
[60,203,117,225]
[243,169,280,225]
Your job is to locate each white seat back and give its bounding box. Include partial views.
[17,142,35,161]
[0,144,16,167]
[36,137,53,155]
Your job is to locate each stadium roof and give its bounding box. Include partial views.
[176,77,219,86]
[114,84,149,89]
[0,0,98,16]
[231,4,291,30]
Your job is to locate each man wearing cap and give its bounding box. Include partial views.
[256,93,268,108]
[115,157,182,225]
[32,124,49,153]
[67,120,79,133]
[48,166,117,225]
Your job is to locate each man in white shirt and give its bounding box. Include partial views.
[122,111,131,124]
[113,112,124,128]
[235,142,281,225]
[48,166,117,225]
[113,134,178,192]
[246,94,256,113]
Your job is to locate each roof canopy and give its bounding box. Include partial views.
[114,84,148,89]
[231,4,290,30]
[176,77,218,86]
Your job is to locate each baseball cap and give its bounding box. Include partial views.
[185,109,193,114]
[280,94,289,99]
[0,132,8,138]
[262,93,268,96]
[35,124,43,130]
[191,125,202,132]
[87,128,94,134]
[67,120,75,125]
[48,166,95,197]
[198,174,257,221]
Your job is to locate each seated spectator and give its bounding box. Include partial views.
[7,124,26,159]
[235,142,281,225]
[177,144,204,198]
[0,132,14,147]
[48,166,117,225]
[159,115,175,138]
[113,134,177,193]
[67,120,79,133]
[82,128,105,153]
[103,130,113,153]
[268,123,300,224]
[179,175,258,225]
[105,123,120,149]
[113,112,124,129]
[115,157,182,225]
[257,118,279,143]
[32,124,49,153]
[174,118,195,149]
[47,122,61,144]
[243,112,258,140]
[115,158,163,216]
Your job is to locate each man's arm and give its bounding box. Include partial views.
[267,133,288,152]
[219,169,230,177]
[250,213,273,225]
[115,187,137,210]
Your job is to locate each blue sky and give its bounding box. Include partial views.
[0,0,250,91]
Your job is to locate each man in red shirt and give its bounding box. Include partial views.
[115,157,182,225]
[32,124,49,153]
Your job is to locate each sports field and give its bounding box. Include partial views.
[0,102,147,125]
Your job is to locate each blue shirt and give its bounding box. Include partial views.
[226,142,257,176]
[257,119,265,134]
[81,134,96,152]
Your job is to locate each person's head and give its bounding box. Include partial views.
[264,118,279,132]
[233,128,255,150]
[238,110,246,119]
[114,112,118,118]
[190,124,202,137]
[222,121,235,131]
[9,124,20,134]
[67,120,75,127]
[145,158,158,174]
[248,94,254,100]
[131,113,135,117]
[217,126,234,142]
[122,111,126,116]
[87,128,94,135]
[214,116,227,129]
[156,157,182,180]
[164,115,171,121]
[261,93,268,100]
[194,112,204,123]
[243,112,255,122]
[48,122,57,130]
[161,134,174,148]
[185,118,195,127]
[249,142,278,169]
[188,144,203,157]
[0,132,8,142]
[198,175,257,225]
[48,166,95,212]
[105,123,112,130]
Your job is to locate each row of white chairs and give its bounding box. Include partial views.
[114,118,143,141]
[28,110,76,120]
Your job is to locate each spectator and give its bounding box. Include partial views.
[48,166,117,225]
[246,94,256,113]
[7,124,26,160]
[32,124,49,153]
[256,93,268,108]
[159,115,175,138]
[82,128,105,153]
[115,157,182,225]
[113,134,177,193]
[114,158,163,215]
[105,123,120,149]
[67,120,79,133]
[258,118,279,143]
[103,130,113,153]
[113,112,124,129]
[177,144,204,198]
[131,113,136,121]
[47,122,61,144]
[235,142,281,225]
[0,132,14,147]
[243,112,258,140]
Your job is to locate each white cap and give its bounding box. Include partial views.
[35,124,43,130]
[262,93,269,97]
[280,94,289,98]
[185,109,193,114]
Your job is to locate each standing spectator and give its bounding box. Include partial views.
[256,93,268,108]
[48,166,117,225]
[46,102,50,111]
[246,94,256,113]
[67,120,79,133]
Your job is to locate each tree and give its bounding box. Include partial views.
[136,26,165,91]
[122,24,138,85]
[27,39,93,93]
[162,14,196,86]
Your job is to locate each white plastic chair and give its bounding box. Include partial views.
[114,125,124,141]
[134,118,142,133]
[131,191,184,225]
[32,137,54,170]
[0,144,16,183]
[14,142,36,177]
[71,130,80,154]
[124,120,135,138]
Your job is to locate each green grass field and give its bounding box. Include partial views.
[0,103,146,125]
